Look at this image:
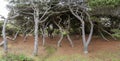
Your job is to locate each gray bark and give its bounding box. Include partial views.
[85,12,94,51]
[33,7,39,56]
[23,29,34,42]
[58,33,64,47]
[99,30,109,41]
[66,15,74,47]
[2,19,8,54]
[53,20,64,47]
[41,28,45,46]
[102,29,117,40]
[12,30,19,41]
[67,34,74,47]
[69,4,94,54]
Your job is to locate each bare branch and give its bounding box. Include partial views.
[39,7,51,21]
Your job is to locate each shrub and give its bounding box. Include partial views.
[111,29,120,39]
[0,54,33,61]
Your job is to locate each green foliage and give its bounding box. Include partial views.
[0,20,18,36]
[62,31,69,36]
[40,46,57,61]
[0,54,33,61]
[54,29,60,34]
[89,0,120,7]
[6,24,18,36]
[111,29,120,39]
[45,54,89,61]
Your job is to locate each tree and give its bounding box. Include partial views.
[6,0,96,55]
[0,13,19,55]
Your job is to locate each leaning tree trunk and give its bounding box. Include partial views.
[67,34,74,47]
[66,15,74,47]
[53,20,64,47]
[33,8,39,56]
[69,5,94,54]
[56,24,63,47]
[12,30,19,41]
[2,19,8,54]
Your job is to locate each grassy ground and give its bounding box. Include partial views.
[0,45,120,61]
[33,46,120,61]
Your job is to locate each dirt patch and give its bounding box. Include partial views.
[0,36,120,56]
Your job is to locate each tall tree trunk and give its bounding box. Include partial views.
[2,19,8,54]
[33,8,39,56]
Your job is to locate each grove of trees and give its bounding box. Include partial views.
[0,0,120,56]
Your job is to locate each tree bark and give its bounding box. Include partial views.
[69,5,94,54]
[33,8,39,56]
[2,19,8,54]
[41,27,45,46]
[53,20,64,47]
[99,30,109,41]
[67,34,74,47]
[23,29,34,42]
[12,30,19,41]
[85,12,94,54]
[58,33,64,47]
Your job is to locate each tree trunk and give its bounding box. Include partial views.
[33,20,39,56]
[2,19,8,54]
[57,27,64,47]
[41,28,45,46]
[83,44,88,54]
[12,30,19,41]
[58,33,64,47]
[67,34,74,47]
[23,29,34,42]
[69,5,94,54]
[53,20,64,47]
[85,12,94,54]
[33,8,39,56]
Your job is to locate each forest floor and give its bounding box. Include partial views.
[0,36,120,61]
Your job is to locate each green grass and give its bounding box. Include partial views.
[88,50,120,61]
[0,53,33,61]
[45,46,57,55]
[45,54,89,61]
